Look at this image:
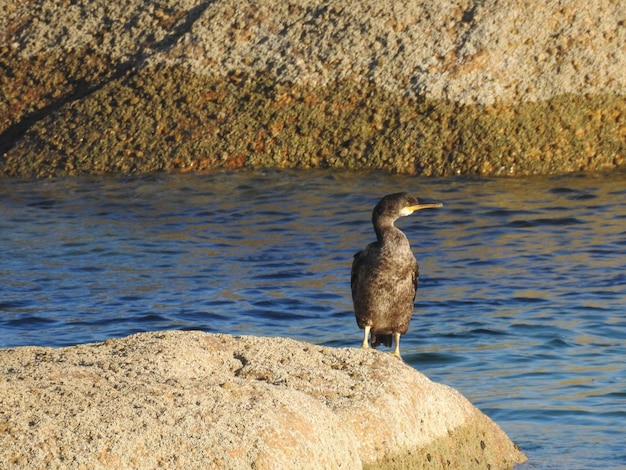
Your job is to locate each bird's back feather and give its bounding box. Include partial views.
[351,236,418,337]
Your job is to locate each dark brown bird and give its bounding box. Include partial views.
[351,192,442,358]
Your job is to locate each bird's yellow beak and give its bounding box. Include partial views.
[405,202,444,213]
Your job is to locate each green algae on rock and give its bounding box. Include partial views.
[2,63,624,178]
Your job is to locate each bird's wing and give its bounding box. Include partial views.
[351,250,364,299]
[412,262,419,301]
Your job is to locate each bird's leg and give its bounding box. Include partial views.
[361,325,371,349]
[392,332,402,358]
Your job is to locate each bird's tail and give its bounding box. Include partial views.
[371,333,392,348]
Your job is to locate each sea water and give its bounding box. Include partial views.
[1,169,625,468]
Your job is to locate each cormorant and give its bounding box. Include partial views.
[351,192,442,358]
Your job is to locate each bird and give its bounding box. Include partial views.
[351,192,442,358]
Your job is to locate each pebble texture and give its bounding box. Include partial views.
[0,331,526,469]
[1,0,624,177]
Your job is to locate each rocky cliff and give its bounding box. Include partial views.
[0,331,527,469]
[1,0,624,177]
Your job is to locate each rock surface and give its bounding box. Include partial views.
[0,331,526,469]
[1,0,625,177]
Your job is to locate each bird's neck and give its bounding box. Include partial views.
[374,217,404,244]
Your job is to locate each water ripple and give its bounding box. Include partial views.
[1,169,625,469]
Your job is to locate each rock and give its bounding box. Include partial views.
[0,331,526,469]
[1,0,624,177]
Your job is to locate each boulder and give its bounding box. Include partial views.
[1,0,625,177]
[0,330,526,469]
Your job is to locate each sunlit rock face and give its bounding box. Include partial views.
[0,331,526,468]
[1,0,624,177]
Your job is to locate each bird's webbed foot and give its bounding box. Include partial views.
[361,325,371,349]
[392,332,402,359]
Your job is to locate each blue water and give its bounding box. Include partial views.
[1,169,625,469]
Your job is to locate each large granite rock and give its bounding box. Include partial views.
[1,0,624,177]
[0,331,526,469]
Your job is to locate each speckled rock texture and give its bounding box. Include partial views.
[1,0,624,177]
[0,331,527,469]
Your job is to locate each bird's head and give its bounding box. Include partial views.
[374,192,443,221]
